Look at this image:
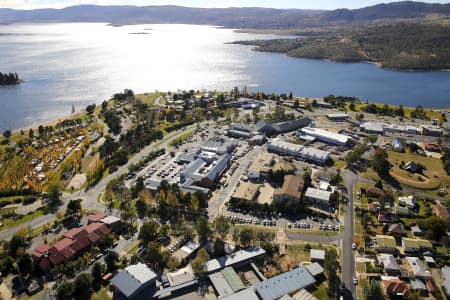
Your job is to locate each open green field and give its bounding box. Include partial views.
[2,209,44,229]
[387,150,447,190]
[360,150,448,193]
[135,93,162,106]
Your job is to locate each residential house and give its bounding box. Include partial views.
[398,195,416,209]
[434,203,450,230]
[382,278,409,297]
[377,211,395,223]
[388,223,406,236]
[367,187,387,199]
[376,235,397,254]
[395,205,412,217]
[411,225,424,237]
[402,238,433,256]
[310,249,325,263]
[404,161,418,173]
[377,254,400,275]
[406,257,432,278]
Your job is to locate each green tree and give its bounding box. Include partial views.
[191,248,210,277]
[9,234,25,257]
[196,217,211,242]
[104,251,119,272]
[372,150,390,177]
[145,241,167,270]
[213,216,230,239]
[239,228,254,247]
[48,184,62,208]
[2,130,11,139]
[65,199,82,216]
[213,238,226,257]
[324,248,339,298]
[91,262,104,290]
[73,273,93,300]
[139,221,161,245]
[18,253,34,275]
[56,282,74,300]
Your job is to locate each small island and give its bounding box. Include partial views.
[0,72,21,85]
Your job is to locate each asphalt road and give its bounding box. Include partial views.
[341,170,358,299]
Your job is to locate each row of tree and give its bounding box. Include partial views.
[0,72,19,85]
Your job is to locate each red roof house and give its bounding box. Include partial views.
[32,244,50,259]
[383,279,409,296]
[88,213,106,224]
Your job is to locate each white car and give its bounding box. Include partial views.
[352,243,357,250]
[353,276,358,285]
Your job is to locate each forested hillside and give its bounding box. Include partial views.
[234,23,450,70]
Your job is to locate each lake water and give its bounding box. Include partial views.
[0,23,449,131]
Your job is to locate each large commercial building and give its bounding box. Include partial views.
[299,127,351,146]
[227,118,312,139]
[304,187,331,205]
[267,139,331,165]
[111,263,159,299]
[273,175,304,204]
[147,140,235,194]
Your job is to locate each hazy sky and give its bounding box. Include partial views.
[0,0,449,9]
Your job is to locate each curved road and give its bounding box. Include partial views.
[0,124,199,242]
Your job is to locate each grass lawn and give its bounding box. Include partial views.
[168,129,195,146]
[357,279,369,300]
[91,285,112,300]
[135,93,161,106]
[334,159,346,169]
[310,281,330,300]
[278,242,336,272]
[234,224,279,232]
[286,227,339,236]
[81,152,100,174]
[387,150,446,190]
[3,210,44,229]
[356,261,367,273]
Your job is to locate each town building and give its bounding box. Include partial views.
[398,195,416,209]
[406,257,432,278]
[110,263,159,299]
[382,278,409,297]
[309,249,325,263]
[32,222,110,270]
[205,247,266,274]
[267,139,331,165]
[402,238,433,256]
[360,122,384,134]
[254,267,316,300]
[273,175,304,204]
[247,152,276,180]
[299,127,351,146]
[304,188,331,205]
[326,113,350,121]
[433,203,450,230]
[377,254,400,275]
[231,182,261,202]
[209,267,246,298]
[375,235,397,254]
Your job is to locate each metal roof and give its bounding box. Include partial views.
[205,247,266,273]
[221,288,260,300]
[377,254,399,271]
[222,267,245,292]
[300,127,350,145]
[309,249,325,261]
[442,267,450,294]
[110,263,157,298]
[254,267,316,300]
[209,272,234,297]
[152,279,198,298]
[304,188,331,202]
[305,263,324,277]
[410,279,427,290]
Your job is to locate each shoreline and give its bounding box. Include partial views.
[5,93,450,133]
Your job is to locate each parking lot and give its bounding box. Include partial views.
[220,206,340,232]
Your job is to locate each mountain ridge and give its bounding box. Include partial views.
[1,1,450,29]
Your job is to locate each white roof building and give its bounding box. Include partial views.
[267,139,304,156]
[299,147,331,165]
[398,195,416,209]
[205,247,266,273]
[110,263,157,299]
[300,127,351,146]
[360,122,385,134]
[377,253,399,273]
[304,187,331,203]
[406,257,432,278]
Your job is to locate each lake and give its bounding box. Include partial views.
[0,23,449,131]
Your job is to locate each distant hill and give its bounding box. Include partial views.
[1,1,450,28]
[233,23,450,70]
